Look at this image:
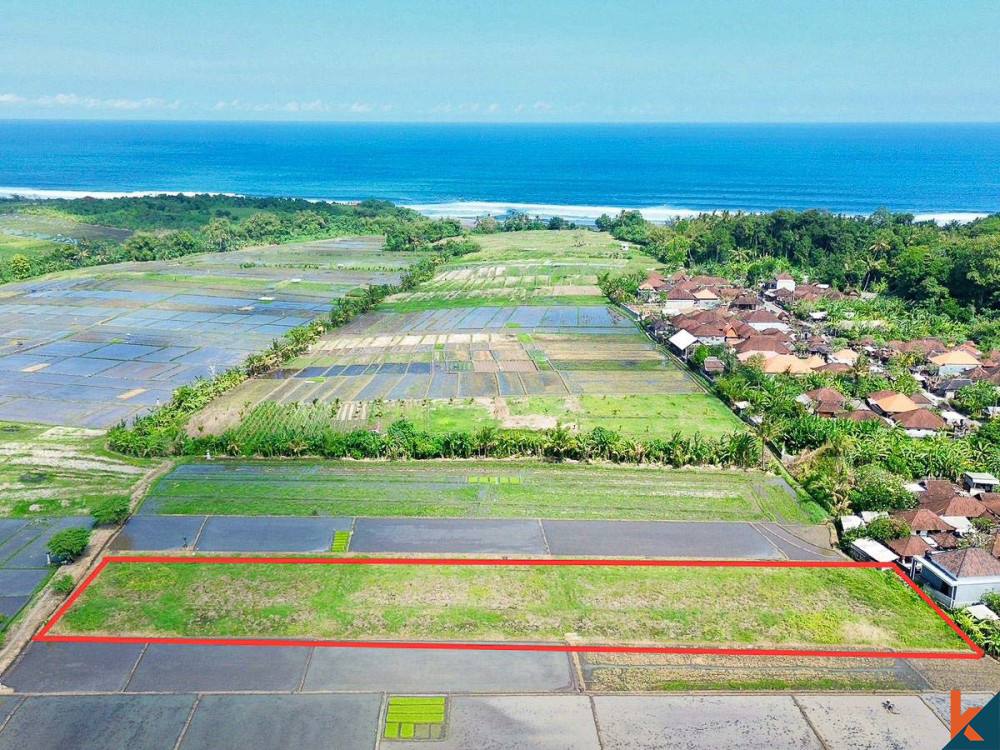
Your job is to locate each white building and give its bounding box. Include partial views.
[916,548,1000,608]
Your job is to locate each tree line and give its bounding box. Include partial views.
[177,408,764,468]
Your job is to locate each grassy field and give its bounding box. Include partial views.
[0,234,59,262]
[0,211,132,262]
[142,460,824,523]
[54,560,967,652]
[505,394,742,439]
[0,422,157,517]
[469,230,655,270]
[380,230,659,312]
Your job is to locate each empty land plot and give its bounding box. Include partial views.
[0,422,155,517]
[50,560,970,654]
[0,237,405,428]
[141,461,820,523]
[505,394,742,439]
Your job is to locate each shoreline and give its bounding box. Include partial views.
[0,187,992,225]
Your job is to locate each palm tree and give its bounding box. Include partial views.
[544,425,578,461]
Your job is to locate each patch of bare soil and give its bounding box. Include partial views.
[2,454,145,474]
[186,401,245,437]
[582,653,924,691]
[909,656,1000,691]
[489,397,510,420]
[502,414,560,430]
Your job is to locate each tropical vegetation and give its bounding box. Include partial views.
[0,194,462,283]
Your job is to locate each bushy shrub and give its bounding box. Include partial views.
[839,517,911,551]
[90,496,131,526]
[848,466,915,512]
[51,574,76,594]
[46,528,91,562]
[983,591,1000,616]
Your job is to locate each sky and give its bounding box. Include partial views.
[1,0,998,123]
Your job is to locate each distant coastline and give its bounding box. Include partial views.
[2,122,999,220]
[0,187,991,226]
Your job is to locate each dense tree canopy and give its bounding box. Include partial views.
[601,208,1000,313]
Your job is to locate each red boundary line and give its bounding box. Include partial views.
[35,556,983,660]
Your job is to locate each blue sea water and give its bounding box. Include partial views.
[0,121,998,220]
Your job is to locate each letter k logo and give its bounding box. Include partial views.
[952,691,985,742]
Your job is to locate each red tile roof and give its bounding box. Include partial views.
[803,388,846,405]
[734,336,791,355]
[929,532,960,550]
[887,535,932,558]
[921,480,961,502]
[921,496,989,519]
[893,408,946,431]
[893,508,955,532]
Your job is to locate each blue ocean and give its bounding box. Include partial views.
[1,121,998,221]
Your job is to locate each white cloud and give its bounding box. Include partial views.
[532,101,554,112]
[5,92,402,118]
[18,93,184,111]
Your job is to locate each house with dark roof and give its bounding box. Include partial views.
[934,378,973,400]
[919,479,961,503]
[733,336,791,358]
[731,294,761,311]
[916,548,1000,607]
[978,493,1000,516]
[892,407,947,437]
[838,408,881,423]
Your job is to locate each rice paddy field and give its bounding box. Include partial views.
[140,460,819,522]
[0,237,411,428]
[52,560,967,653]
[381,230,658,312]
[188,304,730,438]
[0,422,155,517]
[189,231,739,439]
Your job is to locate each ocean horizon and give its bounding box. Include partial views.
[1,121,998,222]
